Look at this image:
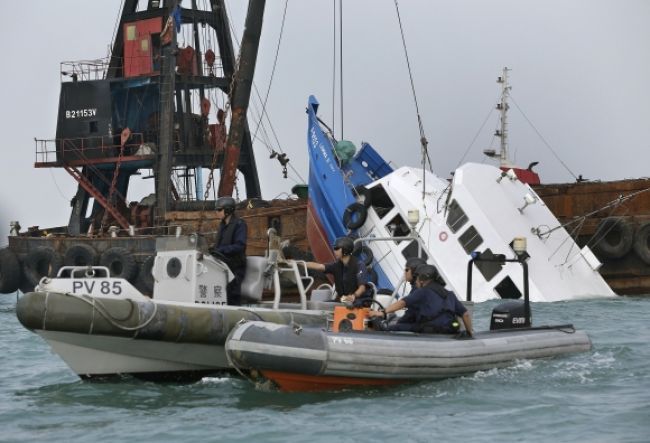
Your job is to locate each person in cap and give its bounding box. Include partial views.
[404,256,426,294]
[368,264,472,335]
[209,196,247,305]
[306,236,373,306]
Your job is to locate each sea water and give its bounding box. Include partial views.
[1,295,648,443]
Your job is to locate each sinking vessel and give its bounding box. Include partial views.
[305,95,614,302]
[226,252,592,392]
[15,233,330,380]
[484,67,650,295]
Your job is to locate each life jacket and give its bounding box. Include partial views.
[416,282,459,333]
[330,256,371,303]
[216,215,246,270]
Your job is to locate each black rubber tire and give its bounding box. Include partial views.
[137,255,156,295]
[100,247,137,281]
[354,245,374,266]
[23,246,62,287]
[64,244,98,267]
[354,186,372,208]
[594,217,634,259]
[343,202,368,230]
[632,222,650,265]
[0,248,21,294]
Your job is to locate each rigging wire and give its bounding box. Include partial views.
[455,105,496,169]
[393,0,431,207]
[110,0,126,61]
[224,0,305,184]
[332,0,336,135]
[339,0,344,139]
[509,94,578,181]
[251,0,288,145]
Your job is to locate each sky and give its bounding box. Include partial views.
[1,0,649,244]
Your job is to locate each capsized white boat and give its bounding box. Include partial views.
[305,96,615,303]
[15,233,331,380]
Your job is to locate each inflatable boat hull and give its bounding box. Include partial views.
[226,321,592,391]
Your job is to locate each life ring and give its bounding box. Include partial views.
[354,186,372,208]
[632,221,650,265]
[343,203,368,230]
[99,247,137,281]
[354,245,374,266]
[0,248,21,293]
[136,255,156,295]
[594,217,634,259]
[23,246,63,287]
[439,231,449,242]
[64,244,98,267]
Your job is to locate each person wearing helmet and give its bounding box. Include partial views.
[209,196,248,305]
[369,264,473,336]
[306,236,373,306]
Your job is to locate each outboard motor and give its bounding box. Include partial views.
[490,300,531,330]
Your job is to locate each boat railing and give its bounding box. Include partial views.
[34,133,150,166]
[466,251,531,326]
[60,59,112,82]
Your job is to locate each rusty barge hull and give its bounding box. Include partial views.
[535,177,650,295]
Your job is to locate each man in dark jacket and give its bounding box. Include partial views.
[404,256,426,294]
[209,196,247,305]
[306,236,373,306]
[369,264,473,335]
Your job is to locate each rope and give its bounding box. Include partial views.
[393,0,432,209]
[339,0,344,139]
[251,0,288,145]
[64,292,159,332]
[332,0,337,136]
[455,105,496,169]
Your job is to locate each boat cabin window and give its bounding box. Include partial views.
[386,214,410,242]
[458,225,483,254]
[401,240,428,262]
[369,185,394,218]
[446,200,468,233]
[474,248,502,282]
[494,275,522,299]
[89,121,98,133]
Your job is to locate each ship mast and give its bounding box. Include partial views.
[484,66,512,167]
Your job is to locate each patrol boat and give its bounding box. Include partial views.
[225,248,593,392]
[15,232,330,380]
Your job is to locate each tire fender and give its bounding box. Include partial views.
[632,221,650,265]
[343,202,368,230]
[23,246,63,287]
[64,244,98,267]
[100,247,137,281]
[594,217,634,259]
[0,248,21,293]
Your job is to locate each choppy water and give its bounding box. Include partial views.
[1,294,649,443]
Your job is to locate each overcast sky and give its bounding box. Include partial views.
[1,0,649,243]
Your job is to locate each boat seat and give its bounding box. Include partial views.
[240,256,268,302]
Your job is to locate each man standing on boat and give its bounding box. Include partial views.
[369,264,473,336]
[306,237,373,306]
[209,197,247,306]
